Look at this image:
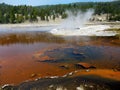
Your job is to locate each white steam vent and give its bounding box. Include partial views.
[50,9,116,36]
[60,9,94,29]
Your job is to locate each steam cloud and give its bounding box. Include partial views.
[59,9,94,29]
[50,9,115,36]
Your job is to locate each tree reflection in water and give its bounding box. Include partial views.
[0,32,65,45]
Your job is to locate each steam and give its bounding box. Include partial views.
[59,9,94,29]
[50,9,115,36]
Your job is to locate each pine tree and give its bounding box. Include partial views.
[0,11,3,23]
[9,10,15,23]
[3,13,10,23]
[16,14,24,23]
[53,14,55,20]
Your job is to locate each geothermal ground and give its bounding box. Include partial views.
[50,25,117,36]
[0,21,120,90]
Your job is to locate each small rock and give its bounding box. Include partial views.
[50,76,59,79]
[74,70,78,73]
[1,84,14,89]
[84,84,88,87]
[49,85,54,88]
[86,69,90,72]
[74,63,96,69]
[89,85,94,88]
[68,72,73,76]
[35,78,39,81]
[31,73,37,78]
[76,85,84,90]
[2,84,10,89]
[62,74,68,77]
[56,86,67,90]
[59,65,69,69]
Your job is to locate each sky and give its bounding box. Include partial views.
[0,0,113,6]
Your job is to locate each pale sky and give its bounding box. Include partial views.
[0,0,113,6]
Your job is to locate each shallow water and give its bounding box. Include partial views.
[0,27,120,85]
[37,45,120,65]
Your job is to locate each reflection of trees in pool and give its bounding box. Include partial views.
[0,32,65,45]
[0,32,119,46]
[60,35,120,46]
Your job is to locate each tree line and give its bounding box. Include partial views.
[0,1,120,24]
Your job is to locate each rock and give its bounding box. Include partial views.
[74,62,96,69]
[89,85,94,88]
[68,72,74,76]
[56,86,67,90]
[49,85,54,88]
[59,65,69,69]
[1,84,14,90]
[76,85,84,90]
[74,70,78,73]
[84,84,88,87]
[50,76,59,79]
[62,74,68,77]
[45,76,49,78]
[86,69,90,72]
[31,73,37,78]
[35,78,39,81]
[2,84,10,89]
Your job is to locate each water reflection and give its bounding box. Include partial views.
[0,31,120,46]
[0,32,65,46]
